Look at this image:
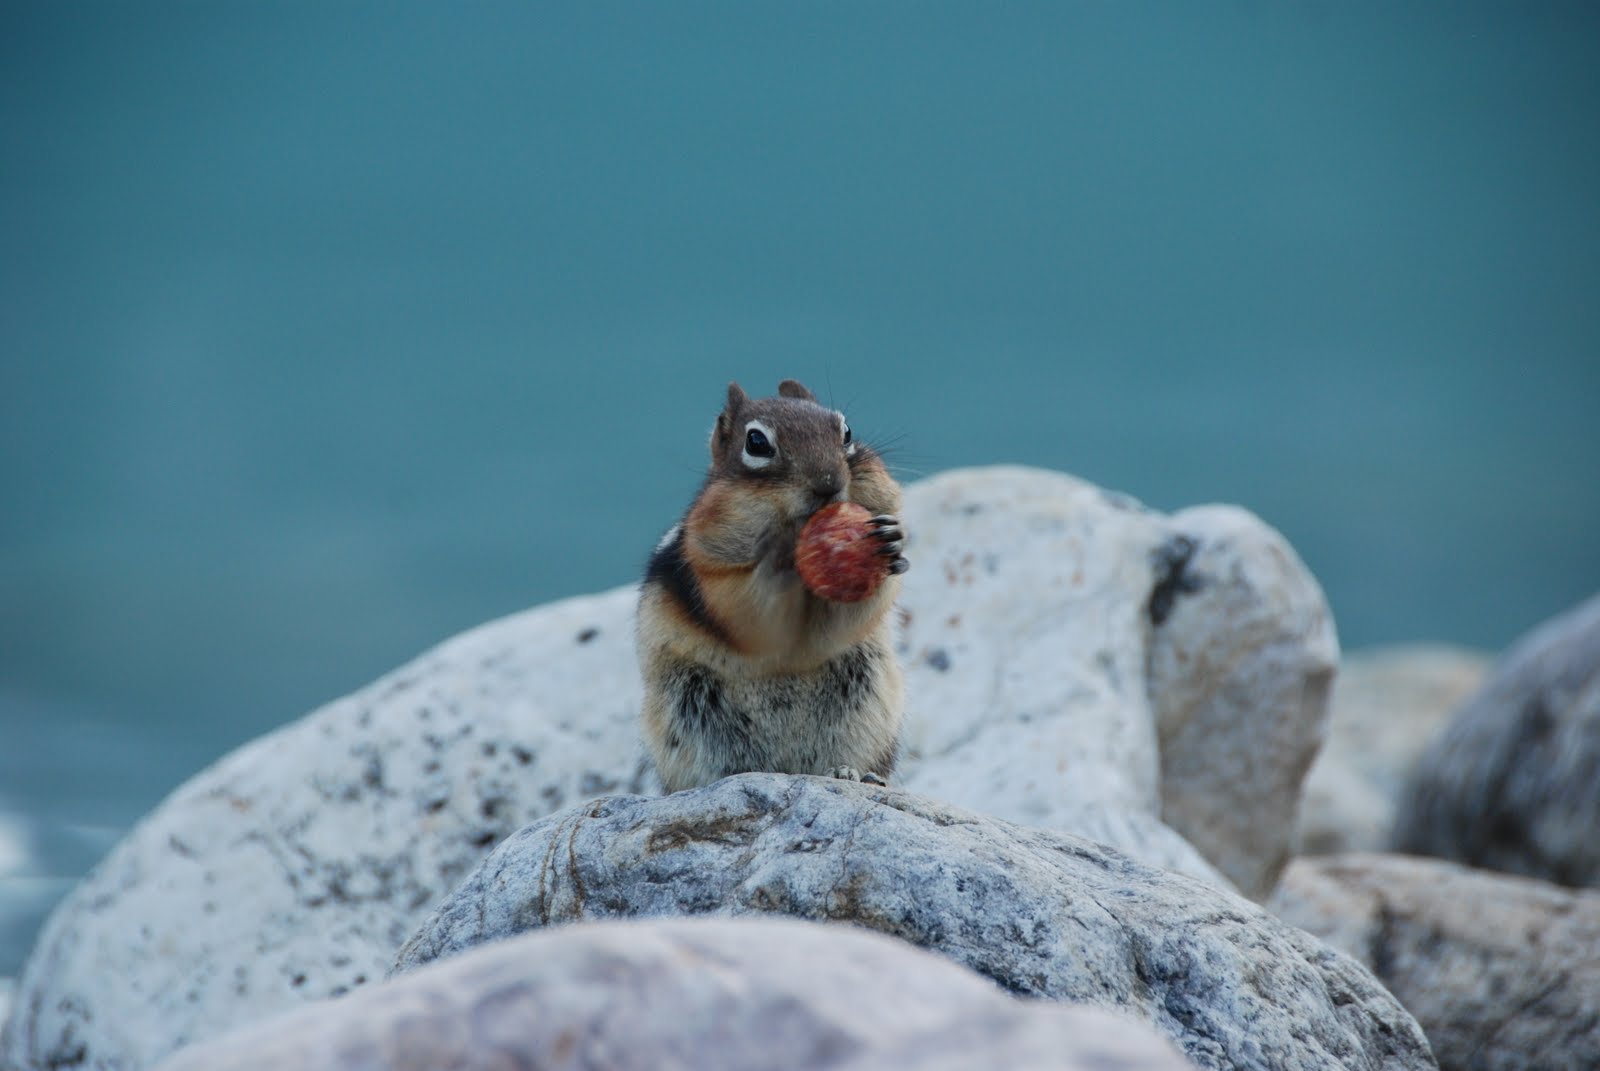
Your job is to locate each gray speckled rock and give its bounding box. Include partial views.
[2,587,651,1071]
[1298,647,1489,855]
[1272,853,1600,1071]
[2,466,1336,1070]
[1392,593,1600,886]
[396,775,1433,1071]
[156,917,1197,1071]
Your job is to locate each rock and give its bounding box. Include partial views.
[1271,853,1600,1071]
[1298,646,1490,855]
[396,775,1434,1071]
[2,586,656,1071]
[1145,505,1340,897]
[3,466,1336,1070]
[1392,593,1600,886]
[156,917,1198,1071]
[889,469,1336,900]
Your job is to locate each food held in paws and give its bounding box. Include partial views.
[795,502,890,602]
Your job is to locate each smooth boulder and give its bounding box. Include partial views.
[1272,853,1600,1071]
[397,774,1434,1071]
[1393,593,1600,886]
[156,917,1197,1071]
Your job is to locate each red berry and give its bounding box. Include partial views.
[795,502,890,603]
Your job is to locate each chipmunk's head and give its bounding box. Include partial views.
[710,380,861,510]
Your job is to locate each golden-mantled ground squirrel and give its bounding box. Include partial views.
[637,379,908,792]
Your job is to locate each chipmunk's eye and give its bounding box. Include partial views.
[742,421,777,468]
[842,423,852,445]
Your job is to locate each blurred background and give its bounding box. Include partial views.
[2,2,1597,975]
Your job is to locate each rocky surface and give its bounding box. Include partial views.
[1145,504,1339,898]
[157,917,1198,1071]
[2,585,651,1071]
[1392,593,1600,886]
[2,466,1337,1070]
[1272,852,1600,1071]
[396,775,1434,1071]
[884,468,1336,900]
[1297,646,1489,855]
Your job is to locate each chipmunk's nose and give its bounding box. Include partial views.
[809,468,844,502]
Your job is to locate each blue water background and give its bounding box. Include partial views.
[2,3,1598,973]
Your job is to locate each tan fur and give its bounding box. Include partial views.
[637,380,908,792]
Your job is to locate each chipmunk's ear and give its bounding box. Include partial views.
[712,381,748,458]
[777,379,816,402]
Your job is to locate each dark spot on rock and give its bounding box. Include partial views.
[481,796,505,820]
[329,985,348,998]
[961,502,984,515]
[481,741,498,758]
[43,1040,87,1069]
[1148,534,1205,627]
[353,974,367,986]
[291,973,307,987]
[577,627,600,643]
[1369,901,1399,981]
[360,754,385,792]
[511,745,534,765]
[925,648,952,672]
[422,759,440,774]
[580,771,619,795]
[1524,696,1555,742]
[470,830,498,848]
[425,797,448,814]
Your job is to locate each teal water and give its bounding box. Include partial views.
[2,3,1598,973]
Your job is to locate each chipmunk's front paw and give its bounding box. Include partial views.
[828,766,888,787]
[867,514,910,576]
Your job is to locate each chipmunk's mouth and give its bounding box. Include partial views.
[804,493,846,518]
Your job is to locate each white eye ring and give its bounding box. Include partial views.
[742,419,777,469]
[838,412,856,457]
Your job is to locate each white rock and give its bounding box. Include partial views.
[1146,504,1340,898]
[3,587,652,1071]
[1297,646,1489,855]
[157,917,1199,1071]
[3,466,1336,1070]
[893,469,1231,888]
[893,469,1336,898]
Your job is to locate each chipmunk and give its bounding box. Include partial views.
[637,379,909,793]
